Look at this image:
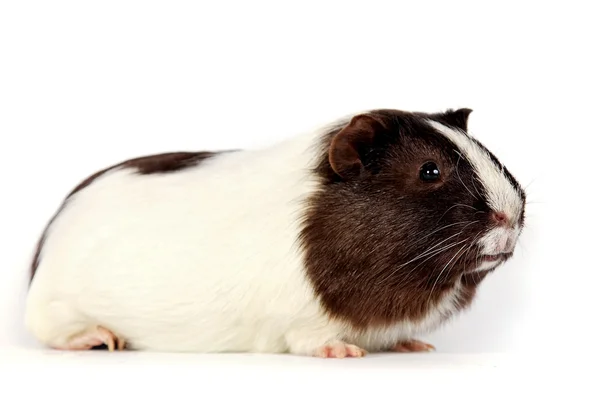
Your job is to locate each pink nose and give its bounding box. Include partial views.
[491,211,509,226]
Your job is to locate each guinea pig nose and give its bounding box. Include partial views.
[491,211,509,226]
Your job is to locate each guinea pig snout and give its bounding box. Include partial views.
[478,226,520,256]
[490,211,510,227]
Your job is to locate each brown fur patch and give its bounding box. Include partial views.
[299,109,525,332]
[67,152,218,196]
[29,151,221,282]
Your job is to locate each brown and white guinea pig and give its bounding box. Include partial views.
[24,108,526,357]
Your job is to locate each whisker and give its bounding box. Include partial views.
[411,220,477,250]
[523,177,538,191]
[401,238,470,277]
[445,242,474,282]
[399,231,471,268]
[403,219,480,273]
[380,219,481,287]
[435,205,478,226]
[471,173,484,198]
[461,232,484,275]
[426,242,469,306]
[374,216,487,288]
[517,237,528,257]
[373,238,470,286]
[454,151,478,200]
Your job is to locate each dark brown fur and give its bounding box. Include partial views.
[30,151,221,282]
[299,109,525,331]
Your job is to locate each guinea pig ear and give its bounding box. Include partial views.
[438,108,473,132]
[328,114,387,180]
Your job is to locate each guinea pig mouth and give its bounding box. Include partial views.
[480,252,512,263]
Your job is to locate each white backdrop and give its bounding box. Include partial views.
[1,0,598,397]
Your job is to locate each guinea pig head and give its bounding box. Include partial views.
[300,108,526,329]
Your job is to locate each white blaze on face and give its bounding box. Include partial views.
[427,120,524,263]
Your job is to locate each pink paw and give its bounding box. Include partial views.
[57,326,126,351]
[314,341,367,358]
[392,339,435,353]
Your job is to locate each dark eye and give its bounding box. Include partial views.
[419,162,441,182]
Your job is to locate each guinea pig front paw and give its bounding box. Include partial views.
[392,339,435,353]
[57,326,126,352]
[313,341,367,358]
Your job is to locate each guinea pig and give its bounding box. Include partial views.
[24,108,526,357]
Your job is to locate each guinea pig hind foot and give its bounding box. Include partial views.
[55,326,126,352]
[391,339,435,353]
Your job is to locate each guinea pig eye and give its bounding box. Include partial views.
[419,162,441,182]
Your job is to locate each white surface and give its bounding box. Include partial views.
[0,0,598,397]
[0,349,592,398]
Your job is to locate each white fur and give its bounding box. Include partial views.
[478,226,520,256]
[473,260,501,273]
[427,120,523,257]
[25,128,333,354]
